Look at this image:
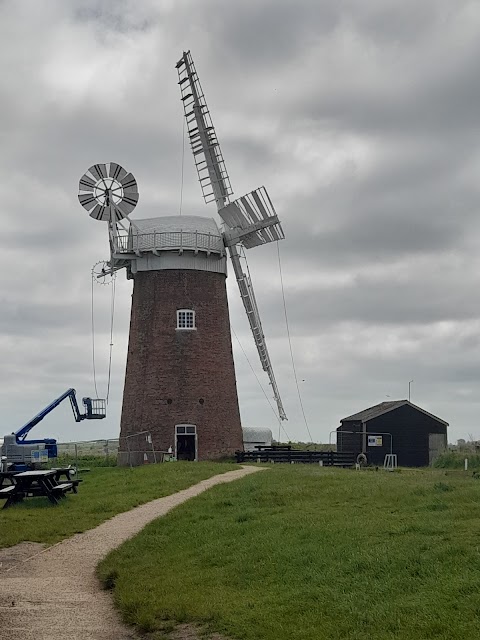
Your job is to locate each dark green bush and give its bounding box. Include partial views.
[54,453,117,468]
[433,451,480,469]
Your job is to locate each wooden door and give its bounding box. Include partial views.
[429,433,446,465]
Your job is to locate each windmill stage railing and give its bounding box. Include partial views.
[113,230,225,256]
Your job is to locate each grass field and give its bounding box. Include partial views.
[98,465,480,640]
[0,461,234,548]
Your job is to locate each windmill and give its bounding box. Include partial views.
[78,51,286,463]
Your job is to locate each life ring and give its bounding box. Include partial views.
[356,453,367,466]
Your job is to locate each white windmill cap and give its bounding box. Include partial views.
[131,215,221,237]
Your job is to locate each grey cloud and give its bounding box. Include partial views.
[2,0,480,443]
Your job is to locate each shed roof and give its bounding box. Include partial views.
[340,400,449,426]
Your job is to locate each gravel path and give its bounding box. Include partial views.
[0,466,264,640]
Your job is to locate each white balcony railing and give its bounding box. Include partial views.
[113,230,225,256]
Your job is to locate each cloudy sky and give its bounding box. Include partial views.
[2,0,480,446]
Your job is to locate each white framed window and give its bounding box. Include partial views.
[176,309,196,330]
[175,424,197,435]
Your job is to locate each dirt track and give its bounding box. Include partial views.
[0,466,264,640]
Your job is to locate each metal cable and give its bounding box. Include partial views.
[276,241,313,442]
[179,115,186,215]
[105,275,116,404]
[90,274,99,399]
[232,327,290,441]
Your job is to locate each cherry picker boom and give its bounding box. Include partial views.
[1,389,106,469]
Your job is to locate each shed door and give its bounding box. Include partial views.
[429,433,446,465]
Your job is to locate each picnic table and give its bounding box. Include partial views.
[51,467,82,493]
[0,469,73,509]
[0,470,19,489]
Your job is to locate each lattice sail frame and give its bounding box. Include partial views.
[176,51,287,421]
[177,51,233,206]
[222,187,285,248]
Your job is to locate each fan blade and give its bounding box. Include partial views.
[115,200,136,216]
[176,50,233,207]
[123,188,139,197]
[101,204,115,220]
[78,174,96,191]
[88,163,108,183]
[89,204,106,220]
[90,203,119,221]
[108,162,127,182]
[113,205,125,222]
[121,194,139,207]
[78,193,97,211]
[228,245,287,420]
[120,173,138,190]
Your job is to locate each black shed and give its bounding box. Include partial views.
[336,400,448,467]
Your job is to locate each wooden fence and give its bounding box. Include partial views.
[236,448,355,466]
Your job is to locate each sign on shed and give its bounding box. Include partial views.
[368,435,383,447]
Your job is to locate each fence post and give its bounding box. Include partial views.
[75,444,78,478]
[127,438,132,469]
[150,432,157,464]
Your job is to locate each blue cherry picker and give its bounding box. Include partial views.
[1,389,106,470]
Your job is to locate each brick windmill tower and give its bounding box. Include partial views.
[78,51,286,463]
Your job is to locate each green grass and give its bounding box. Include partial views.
[0,461,233,548]
[98,466,480,639]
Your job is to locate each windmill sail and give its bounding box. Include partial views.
[176,51,232,208]
[221,187,285,248]
[177,50,287,421]
[229,245,287,421]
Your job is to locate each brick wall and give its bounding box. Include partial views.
[119,269,244,461]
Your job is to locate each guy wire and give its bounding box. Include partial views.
[277,241,313,443]
[179,114,186,215]
[232,327,290,441]
[91,274,99,399]
[106,274,116,404]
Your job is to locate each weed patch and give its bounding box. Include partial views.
[433,481,454,492]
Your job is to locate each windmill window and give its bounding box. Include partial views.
[176,425,196,435]
[176,309,196,330]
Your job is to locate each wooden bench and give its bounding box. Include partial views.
[70,479,81,493]
[52,470,83,493]
[0,485,16,495]
[58,479,81,493]
[0,484,23,508]
[52,483,73,498]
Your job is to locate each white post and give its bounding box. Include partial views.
[465,458,468,471]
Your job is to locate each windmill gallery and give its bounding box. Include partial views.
[77,51,287,463]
